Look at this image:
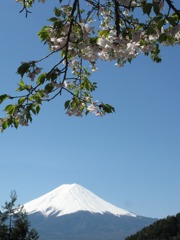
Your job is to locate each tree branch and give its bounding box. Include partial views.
[165,0,180,19]
[114,0,121,37]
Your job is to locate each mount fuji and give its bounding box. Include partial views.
[24,184,156,240]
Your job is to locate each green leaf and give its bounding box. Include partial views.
[17,83,32,92]
[36,105,41,114]
[48,17,58,22]
[71,100,77,109]
[151,44,161,63]
[98,30,109,38]
[18,97,26,105]
[100,104,115,114]
[4,105,16,114]
[45,83,54,93]
[64,100,71,109]
[146,26,156,35]
[157,19,165,30]
[167,16,176,26]
[166,35,175,45]
[38,26,50,41]
[16,86,25,92]
[47,71,58,81]
[54,7,61,17]
[31,107,37,115]
[153,4,160,15]
[14,118,19,129]
[17,63,30,77]
[0,94,9,104]
[32,92,41,101]
[2,121,8,130]
[89,37,98,45]
[171,12,179,22]
[7,117,13,127]
[19,79,25,87]
[36,73,46,84]
[158,33,167,43]
[143,3,152,15]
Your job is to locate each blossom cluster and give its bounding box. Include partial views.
[16,0,45,7]
[14,110,29,126]
[2,0,178,130]
[0,108,28,132]
[36,1,180,117]
[16,0,180,69]
[46,5,180,71]
[27,67,42,81]
[65,101,105,117]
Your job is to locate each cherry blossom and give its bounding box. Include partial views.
[0,0,179,130]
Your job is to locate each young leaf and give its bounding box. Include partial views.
[167,16,176,26]
[48,17,58,22]
[158,33,167,43]
[4,104,16,114]
[99,103,115,113]
[36,105,41,114]
[153,4,160,15]
[36,73,47,84]
[17,63,30,77]
[14,118,19,129]
[38,26,50,41]
[54,7,61,17]
[64,100,71,109]
[19,80,25,87]
[143,3,152,15]
[0,94,9,104]
[45,83,54,93]
[2,121,8,130]
[18,98,26,105]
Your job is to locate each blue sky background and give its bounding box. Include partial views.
[0,0,179,219]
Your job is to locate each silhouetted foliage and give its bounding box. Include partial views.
[0,191,39,240]
[126,213,180,240]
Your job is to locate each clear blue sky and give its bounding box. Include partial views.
[0,0,179,219]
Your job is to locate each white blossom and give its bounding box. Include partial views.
[63,81,70,89]
[87,103,97,113]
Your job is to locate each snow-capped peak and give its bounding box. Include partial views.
[24,183,136,217]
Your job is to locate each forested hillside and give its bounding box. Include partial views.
[126,213,180,240]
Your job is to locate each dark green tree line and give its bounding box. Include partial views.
[0,191,39,240]
[126,213,180,240]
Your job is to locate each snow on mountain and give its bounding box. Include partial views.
[24,183,136,218]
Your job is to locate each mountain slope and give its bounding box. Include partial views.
[24,183,136,217]
[24,183,156,240]
[28,211,156,240]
